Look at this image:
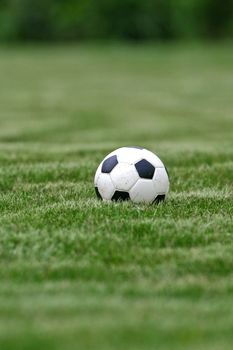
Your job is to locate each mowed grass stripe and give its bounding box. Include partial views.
[0,196,232,221]
[0,243,233,282]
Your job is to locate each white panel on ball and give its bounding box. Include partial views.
[141,149,164,168]
[102,150,117,161]
[102,147,125,161]
[94,162,103,185]
[96,174,115,200]
[117,147,143,164]
[130,179,157,203]
[153,168,169,194]
[111,163,139,191]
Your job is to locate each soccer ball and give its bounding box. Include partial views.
[94,146,169,204]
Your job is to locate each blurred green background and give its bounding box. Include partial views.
[0,0,232,42]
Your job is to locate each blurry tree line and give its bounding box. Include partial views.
[0,0,232,41]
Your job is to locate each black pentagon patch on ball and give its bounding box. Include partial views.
[95,187,102,200]
[135,159,155,179]
[112,191,130,201]
[153,194,165,204]
[102,155,118,173]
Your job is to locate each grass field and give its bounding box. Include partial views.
[0,43,233,350]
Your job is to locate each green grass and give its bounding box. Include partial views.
[0,42,233,350]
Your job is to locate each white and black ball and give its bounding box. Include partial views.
[94,146,169,204]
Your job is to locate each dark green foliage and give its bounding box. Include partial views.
[0,0,232,41]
